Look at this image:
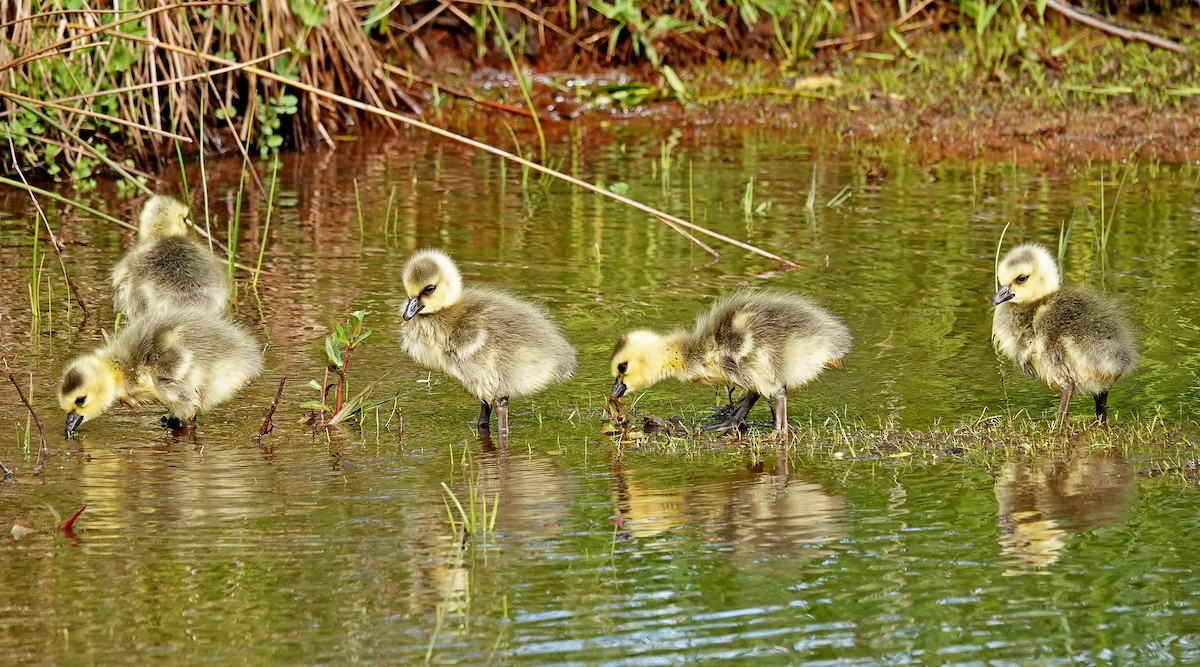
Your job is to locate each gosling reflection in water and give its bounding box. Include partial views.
[995,448,1134,571]
[610,455,847,556]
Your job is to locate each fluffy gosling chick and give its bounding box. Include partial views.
[400,249,577,437]
[992,243,1137,423]
[111,195,229,318]
[610,291,851,436]
[58,309,263,434]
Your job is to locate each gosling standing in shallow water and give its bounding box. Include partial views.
[58,309,263,434]
[992,243,1136,423]
[111,195,229,318]
[399,249,577,438]
[610,291,851,436]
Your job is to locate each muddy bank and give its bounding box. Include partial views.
[657,97,1200,164]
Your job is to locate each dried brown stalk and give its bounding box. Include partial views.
[0,2,244,74]
[6,134,89,326]
[8,374,49,461]
[109,33,801,268]
[253,377,287,449]
[0,90,192,142]
[24,50,285,110]
[1043,0,1184,53]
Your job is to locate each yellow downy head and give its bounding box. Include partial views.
[58,353,122,434]
[138,195,191,240]
[610,330,681,398]
[994,243,1060,306]
[401,249,464,320]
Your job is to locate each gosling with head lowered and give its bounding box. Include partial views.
[399,249,577,438]
[992,243,1136,424]
[58,309,263,434]
[111,194,229,319]
[610,291,851,436]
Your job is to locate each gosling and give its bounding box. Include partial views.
[58,309,263,434]
[992,243,1137,423]
[400,249,577,437]
[111,195,229,319]
[610,291,851,436]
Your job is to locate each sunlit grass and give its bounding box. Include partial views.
[603,407,1200,480]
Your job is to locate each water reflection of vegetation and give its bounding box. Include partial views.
[3,134,1200,664]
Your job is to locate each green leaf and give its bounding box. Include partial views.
[290,0,326,27]
[299,400,332,412]
[660,65,688,100]
[324,336,343,368]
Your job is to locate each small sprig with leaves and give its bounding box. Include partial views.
[303,310,372,423]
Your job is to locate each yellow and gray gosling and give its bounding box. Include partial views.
[992,243,1137,423]
[400,249,577,437]
[111,194,229,319]
[58,309,263,434]
[610,290,851,436]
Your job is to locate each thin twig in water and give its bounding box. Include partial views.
[8,374,49,460]
[103,34,801,269]
[253,377,287,448]
[0,457,12,481]
[6,135,89,326]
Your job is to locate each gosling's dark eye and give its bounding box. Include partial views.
[421,284,436,296]
[617,362,628,374]
[75,396,87,407]
[1015,275,1029,285]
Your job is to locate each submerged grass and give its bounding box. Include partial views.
[606,409,1200,481]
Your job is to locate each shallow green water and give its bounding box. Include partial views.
[2,127,1200,663]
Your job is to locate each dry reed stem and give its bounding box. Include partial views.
[109,32,801,268]
[253,377,287,449]
[381,62,531,117]
[8,374,49,461]
[2,91,192,141]
[21,49,285,110]
[0,7,140,31]
[6,133,89,326]
[0,1,244,73]
[1044,0,1184,52]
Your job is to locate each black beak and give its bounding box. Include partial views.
[402,298,423,321]
[610,377,628,400]
[65,410,84,435]
[992,285,1015,306]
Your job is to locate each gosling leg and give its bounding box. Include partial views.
[704,391,759,432]
[496,396,510,439]
[773,389,788,437]
[1056,378,1074,425]
[477,400,492,432]
[1094,391,1109,424]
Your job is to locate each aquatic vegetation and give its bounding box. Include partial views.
[305,310,373,422]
